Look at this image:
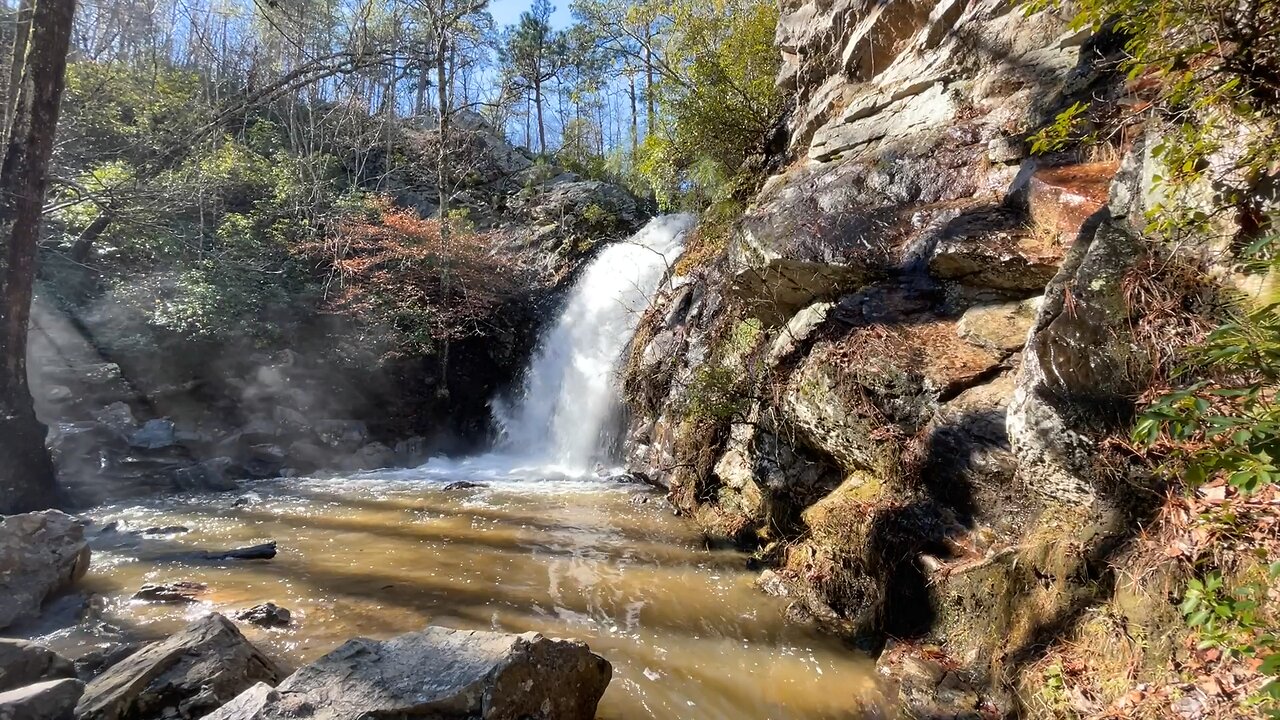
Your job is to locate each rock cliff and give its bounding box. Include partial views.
[621,0,1266,715]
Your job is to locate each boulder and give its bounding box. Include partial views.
[783,318,1003,471]
[393,436,429,466]
[93,403,137,435]
[204,628,611,720]
[45,386,74,404]
[285,441,331,472]
[127,420,177,451]
[0,512,91,631]
[241,446,286,479]
[877,642,984,720]
[75,614,282,720]
[0,679,85,720]
[271,407,310,433]
[343,442,397,471]
[231,604,291,629]
[0,640,76,692]
[313,420,368,451]
[237,419,279,445]
[1008,157,1147,504]
[519,179,639,236]
[767,301,833,365]
[131,582,207,604]
[927,208,1065,292]
[73,645,143,683]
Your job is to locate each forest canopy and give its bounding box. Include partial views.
[10,0,779,357]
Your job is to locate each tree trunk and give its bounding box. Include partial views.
[2,0,32,135]
[70,206,114,264]
[414,64,428,115]
[434,26,451,399]
[628,72,638,158]
[0,0,75,514]
[435,36,449,230]
[534,79,545,155]
[523,95,531,149]
[643,26,655,131]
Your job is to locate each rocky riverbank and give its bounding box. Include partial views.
[0,513,613,720]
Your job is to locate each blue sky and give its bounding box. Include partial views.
[488,0,574,30]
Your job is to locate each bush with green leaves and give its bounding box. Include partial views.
[1023,0,1280,711]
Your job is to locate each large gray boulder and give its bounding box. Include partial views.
[0,679,85,720]
[0,511,90,631]
[1007,147,1147,505]
[75,614,281,720]
[0,640,76,692]
[205,627,611,720]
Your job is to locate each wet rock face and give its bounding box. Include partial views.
[75,613,282,720]
[205,627,611,720]
[0,512,90,632]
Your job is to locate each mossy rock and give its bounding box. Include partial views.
[801,471,886,545]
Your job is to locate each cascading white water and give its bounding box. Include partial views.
[490,214,693,472]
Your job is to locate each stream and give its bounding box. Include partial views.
[54,469,883,719]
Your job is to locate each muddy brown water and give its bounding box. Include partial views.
[43,468,886,719]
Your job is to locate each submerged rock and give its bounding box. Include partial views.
[205,627,611,720]
[131,582,207,604]
[75,613,282,720]
[138,526,189,536]
[196,542,277,562]
[232,604,291,629]
[0,512,91,631]
[442,481,486,491]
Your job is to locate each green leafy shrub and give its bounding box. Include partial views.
[1020,0,1280,712]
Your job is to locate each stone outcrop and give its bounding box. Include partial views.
[0,512,90,631]
[0,641,77,693]
[75,614,282,720]
[0,679,85,720]
[204,627,611,720]
[615,0,1209,715]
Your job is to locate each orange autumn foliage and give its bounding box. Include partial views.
[301,197,528,348]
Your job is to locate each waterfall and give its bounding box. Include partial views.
[492,214,693,472]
